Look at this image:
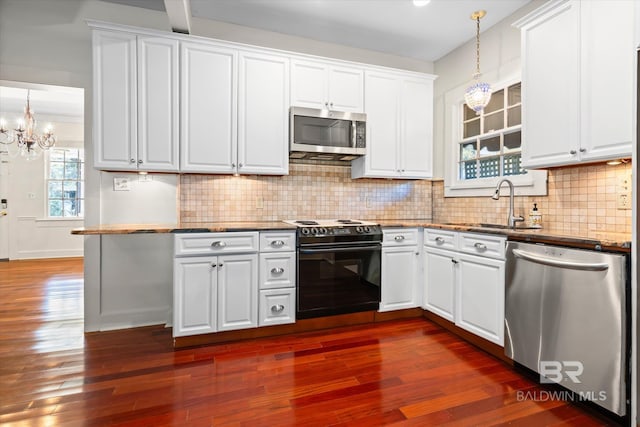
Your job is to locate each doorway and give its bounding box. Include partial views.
[0,81,84,260]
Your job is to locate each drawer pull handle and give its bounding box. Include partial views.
[271,267,285,274]
[474,242,487,250]
[271,240,285,247]
[271,304,285,313]
[434,237,445,244]
[394,235,405,241]
[211,241,226,248]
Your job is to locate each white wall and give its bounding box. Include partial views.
[431,0,546,179]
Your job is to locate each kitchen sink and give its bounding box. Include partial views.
[442,222,542,230]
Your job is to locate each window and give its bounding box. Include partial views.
[46,148,84,218]
[445,78,547,198]
[459,82,524,181]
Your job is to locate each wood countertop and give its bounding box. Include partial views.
[72,220,630,252]
[377,220,631,253]
[71,221,297,235]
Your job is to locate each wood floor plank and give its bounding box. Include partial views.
[0,258,618,426]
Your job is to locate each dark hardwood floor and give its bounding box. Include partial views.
[0,258,618,426]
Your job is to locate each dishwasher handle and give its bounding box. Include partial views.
[512,248,609,271]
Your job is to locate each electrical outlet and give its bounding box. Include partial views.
[617,171,632,210]
[365,197,372,208]
[256,197,264,209]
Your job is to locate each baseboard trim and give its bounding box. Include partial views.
[422,311,512,364]
[174,308,424,348]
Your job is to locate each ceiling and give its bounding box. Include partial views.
[0,86,84,124]
[102,0,531,62]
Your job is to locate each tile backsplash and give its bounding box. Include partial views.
[433,161,632,235]
[180,161,632,236]
[180,162,432,222]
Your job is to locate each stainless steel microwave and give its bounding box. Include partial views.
[289,107,366,161]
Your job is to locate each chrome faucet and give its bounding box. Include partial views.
[492,179,524,228]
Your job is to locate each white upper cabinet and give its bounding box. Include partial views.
[137,36,179,171]
[579,0,635,162]
[238,51,289,175]
[351,70,434,179]
[180,42,237,173]
[515,0,634,168]
[291,59,364,112]
[400,77,434,178]
[93,30,179,172]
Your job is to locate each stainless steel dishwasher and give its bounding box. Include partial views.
[505,241,628,416]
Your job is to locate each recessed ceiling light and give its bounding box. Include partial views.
[413,0,431,7]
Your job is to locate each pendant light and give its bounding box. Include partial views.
[464,10,492,114]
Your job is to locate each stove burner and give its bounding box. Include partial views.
[335,219,362,224]
[295,220,319,225]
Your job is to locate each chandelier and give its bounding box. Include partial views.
[464,10,492,114]
[0,90,56,160]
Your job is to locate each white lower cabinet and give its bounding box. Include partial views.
[173,231,295,337]
[423,247,455,322]
[380,228,421,312]
[173,256,218,337]
[173,253,258,336]
[258,231,296,326]
[259,288,295,327]
[456,253,505,346]
[217,254,258,332]
[423,229,506,346]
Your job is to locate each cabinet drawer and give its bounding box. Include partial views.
[260,231,296,252]
[174,232,259,256]
[424,229,458,250]
[382,228,419,246]
[259,252,296,289]
[458,232,506,260]
[259,288,296,326]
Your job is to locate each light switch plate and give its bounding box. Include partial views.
[113,177,131,191]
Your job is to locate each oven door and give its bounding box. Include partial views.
[297,243,381,319]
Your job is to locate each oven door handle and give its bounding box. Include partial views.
[299,245,381,254]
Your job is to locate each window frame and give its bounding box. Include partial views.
[45,147,85,219]
[444,76,547,198]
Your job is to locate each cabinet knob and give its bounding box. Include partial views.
[570,150,577,155]
[271,240,285,247]
[329,102,333,108]
[130,158,136,163]
[271,267,285,274]
[394,235,405,242]
[211,241,226,248]
[218,263,223,268]
[434,237,445,244]
[239,163,243,168]
[324,102,329,107]
[271,304,285,313]
[231,163,236,168]
[210,263,217,268]
[579,148,586,153]
[138,159,143,164]
[473,242,487,250]
[451,259,458,264]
